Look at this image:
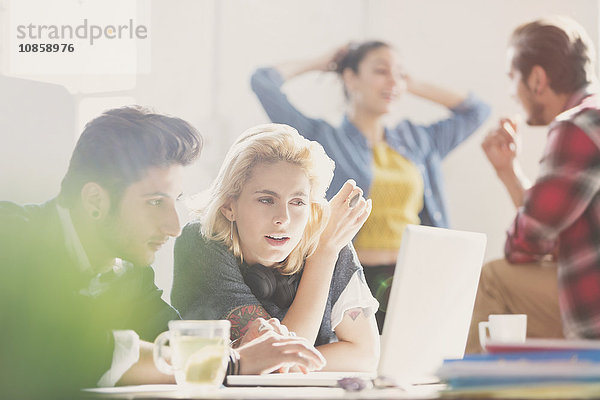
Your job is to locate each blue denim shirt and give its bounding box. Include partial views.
[251,67,491,228]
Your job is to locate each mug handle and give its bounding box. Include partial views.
[478,321,490,351]
[153,331,174,375]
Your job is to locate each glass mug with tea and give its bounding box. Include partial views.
[154,320,231,391]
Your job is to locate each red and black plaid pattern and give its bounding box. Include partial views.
[505,93,600,338]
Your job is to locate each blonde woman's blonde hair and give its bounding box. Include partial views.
[196,123,335,275]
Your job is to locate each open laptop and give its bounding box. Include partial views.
[227,224,487,387]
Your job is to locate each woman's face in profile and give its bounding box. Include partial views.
[231,161,311,267]
[345,46,406,115]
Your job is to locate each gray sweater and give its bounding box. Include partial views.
[171,221,361,346]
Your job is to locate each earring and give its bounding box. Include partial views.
[230,219,234,241]
[91,210,100,219]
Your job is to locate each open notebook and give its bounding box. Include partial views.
[227,225,487,387]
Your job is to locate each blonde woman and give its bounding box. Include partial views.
[172,124,379,371]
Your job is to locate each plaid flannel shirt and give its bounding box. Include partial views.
[505,89,600,338]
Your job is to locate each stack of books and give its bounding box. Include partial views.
[437,339,600,398]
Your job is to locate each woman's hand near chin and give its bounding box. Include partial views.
[317,179,372,257]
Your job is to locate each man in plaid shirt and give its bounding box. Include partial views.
[466,17,600,353]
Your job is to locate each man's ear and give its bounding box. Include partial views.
[527,65,549,95]
[220,199,235,222]
[80,182,111,220]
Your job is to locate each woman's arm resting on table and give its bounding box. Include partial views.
[317,307,380,372]
[237,331,326,375]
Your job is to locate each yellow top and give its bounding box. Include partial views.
[354,142,424,250]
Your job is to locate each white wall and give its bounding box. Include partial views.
[1,0,598,303]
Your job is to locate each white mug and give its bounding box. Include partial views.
[478,314,527,350]
[154,320,230,391]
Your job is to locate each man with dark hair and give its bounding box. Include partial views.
[0,106,324,399]
[465,17,600,353]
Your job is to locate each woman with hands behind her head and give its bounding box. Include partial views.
[251,41,490,330]
[171,124,379,372]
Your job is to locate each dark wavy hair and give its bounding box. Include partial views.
[510,17,595,94]
[59,106,202,208]
[335,40,390,99]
